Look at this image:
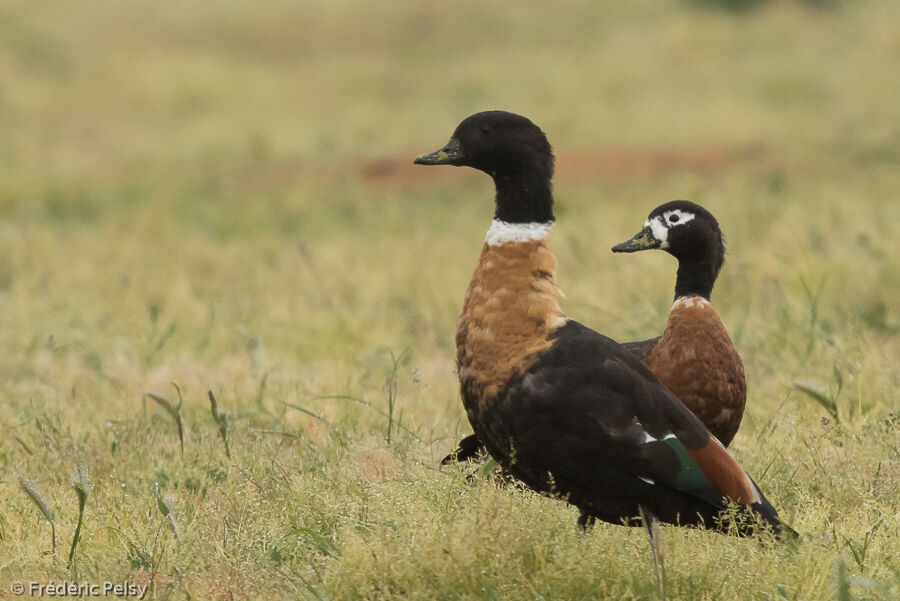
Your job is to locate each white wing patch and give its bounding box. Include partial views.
[484,220,554,246]
[636,421,676,445]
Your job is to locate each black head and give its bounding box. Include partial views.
[612,200,726,299]
[414,111,554,177]
[414,111,555,223]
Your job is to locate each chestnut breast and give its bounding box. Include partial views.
[643,295,746,446]
[456,238,567,413]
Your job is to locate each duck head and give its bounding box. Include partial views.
[612,200,726,300]
[415,111,555,224]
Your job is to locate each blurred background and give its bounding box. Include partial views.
[1,0,898,596]
[2,0,896,391]
[2,0,896,355]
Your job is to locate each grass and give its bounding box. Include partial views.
[0,0,898,599]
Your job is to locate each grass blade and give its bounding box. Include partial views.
[145,385,185,455]
[17,473,56,555]
[156,488,179,540]
[835,555,852,601]
[791,379,839,422]
[208,390,231,458]
[67,465,92,568]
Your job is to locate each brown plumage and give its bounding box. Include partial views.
[684,436,758,505]
[641,296,745,446]
[457,238,567,409]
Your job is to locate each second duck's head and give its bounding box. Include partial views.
[612,200,726,299]
[415,111,555,224]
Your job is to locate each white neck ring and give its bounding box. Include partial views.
[484,220,554,246]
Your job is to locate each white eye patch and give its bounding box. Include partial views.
[644,216,670,249]
[644,210,695,249]
[662,209,695,227]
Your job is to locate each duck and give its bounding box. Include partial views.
[612,200,745,447]
[415,111,791,540]
[443,202,745,467]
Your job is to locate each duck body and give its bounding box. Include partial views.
[456,226,769,530]
[613,200,746,447]
[638,296,745,447]
[451,292,745,463]
[416,111,788,536]
[447,204,747,464]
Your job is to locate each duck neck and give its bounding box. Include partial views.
[492,169,555,224]
[673,259,717,301]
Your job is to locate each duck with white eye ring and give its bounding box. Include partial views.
[613,200,745,449]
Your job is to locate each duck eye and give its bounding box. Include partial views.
[669,214,680,223]
[480,126,491,135]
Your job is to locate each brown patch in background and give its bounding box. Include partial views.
[212,144,764,193]
[355,144,766,188]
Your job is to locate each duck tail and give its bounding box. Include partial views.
[747,478,800,541]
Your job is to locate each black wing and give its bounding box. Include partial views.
[444,336,658,466]
[482,320,785,534]
[619,336,661,361]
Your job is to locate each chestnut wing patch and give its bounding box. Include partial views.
[637,433,759,507]
[683,437,759,504]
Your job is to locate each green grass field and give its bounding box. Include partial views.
[1,0,898,599]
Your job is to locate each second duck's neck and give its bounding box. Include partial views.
[673,259,718,301]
